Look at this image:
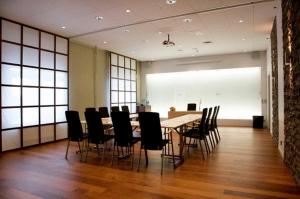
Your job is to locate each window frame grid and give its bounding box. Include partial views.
[0,17,69,152]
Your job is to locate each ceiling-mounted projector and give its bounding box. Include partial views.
[162,34,175,47]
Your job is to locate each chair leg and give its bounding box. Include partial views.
[199,139,205,160]
[78,141,83,161]
[111,144,115,166]
[102,142,106,163]
[65,139,70,159]
[210,131,216,148]
[204,138,210,155]
[213,129,219,144]
[131,145,134,169]
[85,141,90,162]
[145,149,148,167]
[161,149,164,176]
[216,128,221,140]
[137,145,142,172]
[170,135,176,169]
[208,134,214,150]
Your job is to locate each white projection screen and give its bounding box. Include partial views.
[146,67,261,119]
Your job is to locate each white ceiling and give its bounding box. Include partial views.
[0,0,276,61]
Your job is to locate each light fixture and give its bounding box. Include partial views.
[242,38,246,41]
[95,16,104,21]
[166,0,176,4]
[162,34,175,47]
[239,19,244,23]
[61,26,66,29]
[124,29,130,32]
[195,32,204,36]
[103,41,107,44]
[183,18,192,23]
[126,9,131,13]
[203,41,213,44]
[158,31,163,35]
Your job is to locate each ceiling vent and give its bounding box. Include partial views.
[162,34,175,47]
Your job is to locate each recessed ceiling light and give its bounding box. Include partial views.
[158,31,163,35]
[195,32,204,36]
[61,26,66,29]
[103,41,107,44]
[126,9,131,13]
[239,19,244,23]
[95,16,104,21]
[183,18,192,23]
[242,38,246,41]
[124,29,130,32]
[166,0,176,4]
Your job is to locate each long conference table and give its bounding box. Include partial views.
[99,114,202,167]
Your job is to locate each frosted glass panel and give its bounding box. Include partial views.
[23,107,39,126]
[125,58,130,68]
[118,55,124,67]
[56,54,68,71]
[131,70,136,80]
[40,69,54,87]
[41,107,54,124]
[146,67,262,118]
[1,64,20,85]
[118,67,124,78]
[40,88,54,105]
[23,88,38,106]
[41,32,54,51]
[56,123,68,140]
[23,47,38,67]
[111,53,117,65]
[41,51,54,69]
[125,92,131,102]
[111,66,118,78]
[23,67,38,86]
[125,69,130,80]
[118,80,124,91]
[2,129,21,151]
[56,37,68,54]
[41,125,54,143]
[23,27,39,47]
[2,20,21,43]
[2,108,21,129]
[2,87,20,107]
[56,71,68,87]
[2,42,20,64]
[131,60,136,70]
[56,89,68,105]
[23,127,39,147]
[56,106,68,122]
[131,103,136,113]
[111,78,118,90]
[131,81,136,91]
[119,91,124,103]
[131,92,136,102]
[125,81,131,91]
[111,91,118,103]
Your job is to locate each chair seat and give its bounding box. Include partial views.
[183,129,205,139]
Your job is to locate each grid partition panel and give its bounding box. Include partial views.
[110,53,137,113]
[0,18,69,152]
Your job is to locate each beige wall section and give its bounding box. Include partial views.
[69,41,141,117]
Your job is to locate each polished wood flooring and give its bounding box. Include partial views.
[0,127,299,199]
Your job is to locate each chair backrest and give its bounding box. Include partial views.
[205,107,213,133]
[211,106,218,127]
[65,111,84,141]
[187,103,197,111]
[111,106,120,112]
[215,106,220,127]
[198,108,208,131]
[121,105,129,112]
[111,112,133,146]
[99,107,109,118]
[84,111,105,144]
[85,107,96,112]
[139,112,164,150]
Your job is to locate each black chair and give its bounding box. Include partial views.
[111,112,141,168]
[183,108,209,159]
[99,107,109,118]
[215,106,221,141]
[209,106,219,144]
[111,106,120,113]
[187,103,197,111]
[138,112,174,175]
[65,111,88,161]
[85,107,96,112]
[204,107,214,151]
[121,105,129,112]
[84,111,114,162]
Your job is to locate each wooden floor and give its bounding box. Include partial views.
[0,127,299,199]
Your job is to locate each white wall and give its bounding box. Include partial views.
[276,0,285,157]
[141,51,268,125]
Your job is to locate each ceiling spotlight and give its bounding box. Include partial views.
[103,41,107,44]
[95,16,104,21]
[162,34,175,47]
[239,19,244,23]
[242,38,246,41]
[166,0,176,4]
[158,31,163,35]
[124,29,130,32]
[183,18,192,23]
[61,26,66,29]
[126,9,131,13]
